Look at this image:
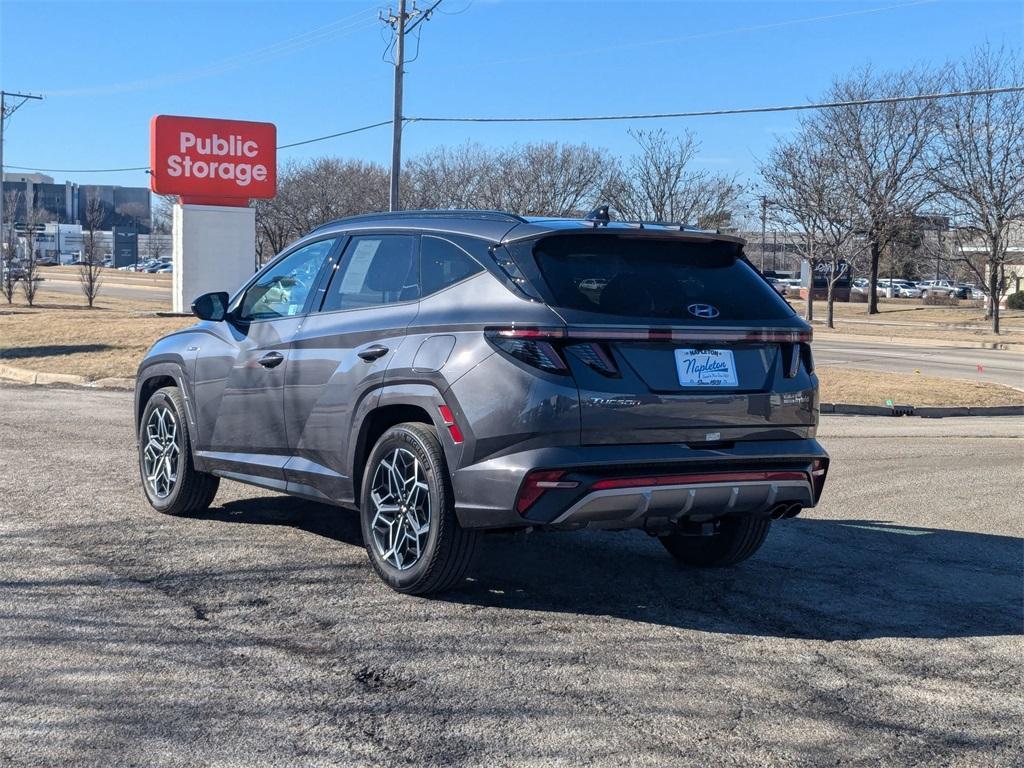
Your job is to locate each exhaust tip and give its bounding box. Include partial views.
[783,503,803,518]
[770,503,789,520]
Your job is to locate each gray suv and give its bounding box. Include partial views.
[135,210,829,594]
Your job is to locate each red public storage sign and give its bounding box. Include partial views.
[150,115,276,204]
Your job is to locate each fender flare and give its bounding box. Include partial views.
[346,382,457,493]
[135,359,206,471]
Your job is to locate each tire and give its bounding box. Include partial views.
[659,515,772,567]
[359,422,479,595]
[138,386,219,516]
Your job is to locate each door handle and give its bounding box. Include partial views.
[357,345,389,362]
[257,351,285,368]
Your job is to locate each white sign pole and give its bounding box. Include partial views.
[171,202,255,314]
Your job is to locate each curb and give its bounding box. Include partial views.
[821,402,1024,418]
[0,363,133,391]
[813,331,1024,352]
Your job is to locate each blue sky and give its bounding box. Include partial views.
[1,0,1021,190]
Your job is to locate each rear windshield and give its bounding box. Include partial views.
[533,235,793,320]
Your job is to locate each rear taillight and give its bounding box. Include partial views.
[801,343,815,374]
[783,341,814,378]
[485,328,568,374]
[566,342,619,376]
[516,470,579,515]
[811,457,829,501]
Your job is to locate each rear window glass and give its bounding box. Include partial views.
[533,235,793,320]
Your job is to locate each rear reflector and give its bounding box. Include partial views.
[590,470,807,491]
[516,470,580,515]
[437,404,464,444]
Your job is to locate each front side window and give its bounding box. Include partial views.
[238,238,336,321]
[321,235,418,312]
[421,236,484,296]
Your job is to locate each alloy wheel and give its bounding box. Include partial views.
[143,406,180,499]
[369,448,431,570]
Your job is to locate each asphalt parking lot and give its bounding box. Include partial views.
[0,383,1021,767]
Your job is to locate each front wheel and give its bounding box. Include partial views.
[138,386,219,516]
[360,422,479,595]
[659,515,771,567]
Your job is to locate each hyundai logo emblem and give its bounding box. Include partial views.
[687,303,720,319]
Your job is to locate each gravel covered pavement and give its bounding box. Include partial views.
[0,383,1021,767]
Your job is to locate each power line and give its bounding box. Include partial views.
[408,86,1024,123]
[8,85,1022,173]
[276,119,394,149]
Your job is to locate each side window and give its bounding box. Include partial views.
[421,236,484,297]
[238,238,336,321]
[321,235,418,312]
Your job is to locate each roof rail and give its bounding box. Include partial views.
[584,204,719,233]
[315,208,528,231]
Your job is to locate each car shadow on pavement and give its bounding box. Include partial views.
[197,496,364,548]
[450,518,1023,641]
[194,497,1022,642]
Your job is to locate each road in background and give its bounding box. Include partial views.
[0,383,1020,767]
[38,273,171,303]
[814,336,1024,388]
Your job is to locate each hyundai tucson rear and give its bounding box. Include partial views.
[135,212,828,595]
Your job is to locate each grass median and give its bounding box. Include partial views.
[0,290,191,380]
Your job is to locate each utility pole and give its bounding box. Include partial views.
[760,195,768,272]
[0,90,43,261]
[382,0,439,211]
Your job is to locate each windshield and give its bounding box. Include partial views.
[532,235,794,321]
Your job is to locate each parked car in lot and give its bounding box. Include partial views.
[917,279,970,299]
[878,279,919,298]
[135,210,829,594]
[767,277,787,296]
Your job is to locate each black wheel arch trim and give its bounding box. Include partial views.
[135,359,205,472]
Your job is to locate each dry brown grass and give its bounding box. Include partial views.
[817,366,1024,406]
[1,289,190,380]
[803,299,1024,344]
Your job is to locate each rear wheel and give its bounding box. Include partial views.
[659,515,771,567]
[138,386,219,516]
[360,422,479,595]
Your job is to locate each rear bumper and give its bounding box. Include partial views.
[451,438,828,530]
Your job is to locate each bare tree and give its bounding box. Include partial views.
[602,128,744,227]
[403,141,611,216]
[402,142,496,210]
[491,142,611,215]
[1,190,22,304]
[761,127,862,327]
[152,194,175,234]
[79,192,104,307]
[19,204,46,307]
[929,44,1024,333]
[817,67,941,314]
[253,158,389,264]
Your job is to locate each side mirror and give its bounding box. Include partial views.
[191,291,229,321]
